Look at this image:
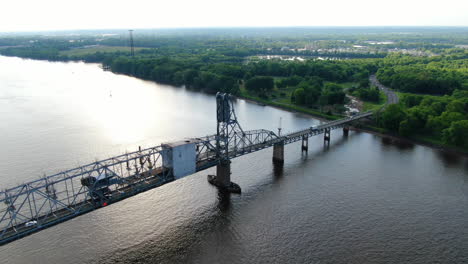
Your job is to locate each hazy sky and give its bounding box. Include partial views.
[1,0,467,32]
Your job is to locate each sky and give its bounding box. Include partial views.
[1,0,467,32]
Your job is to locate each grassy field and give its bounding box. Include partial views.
[239,85,342,120]
[60,46,147,56]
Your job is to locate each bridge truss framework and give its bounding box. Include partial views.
[0,93,372,246]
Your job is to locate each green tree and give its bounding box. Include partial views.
[446,100,465,113]
[442,120,468,147]
[245,76,274,95]
[399,120,412,136]
[402,94,424,108]
[293,88,305,105]
[358,87,380,102]
[321,83,345,105]
[426,111,465,136]
[430,102,445,115]
[380,104,407,132]
[303,86,321,106]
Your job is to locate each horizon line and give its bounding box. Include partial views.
[1,25,468,34]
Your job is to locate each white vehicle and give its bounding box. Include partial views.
[25,220,37,227]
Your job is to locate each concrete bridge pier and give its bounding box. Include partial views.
[324,128,331,145]
[273,141,285,165]
[301,135,308,152]
[208,159,241,193]
[343,126,349,137]
[216,159,231,187]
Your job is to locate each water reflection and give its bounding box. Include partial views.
[380,136,415,151]
[272,163,284,180]
[216,190,232,212]
[436,150,463,167]
[321,132,349,153]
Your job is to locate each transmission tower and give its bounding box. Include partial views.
[129,30,134,57]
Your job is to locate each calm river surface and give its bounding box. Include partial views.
[0,55,468,264]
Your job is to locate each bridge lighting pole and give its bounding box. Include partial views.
[324,128,331,145]
[301,135,308,152]
[278,117,282,136]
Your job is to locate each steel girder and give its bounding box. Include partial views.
[0,108,372,245]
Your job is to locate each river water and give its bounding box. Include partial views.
[0,56,467,264]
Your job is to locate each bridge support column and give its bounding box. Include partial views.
[273,141,285,165]
[207,159,241,193]
[216,159,231,187]
[301,136,308,152]
[324,128,331,144]
[343,126,349,137]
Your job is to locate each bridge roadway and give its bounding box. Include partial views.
[0,111,372,246]
[223,111,373,160]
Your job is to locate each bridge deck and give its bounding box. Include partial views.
[0,111,372,246]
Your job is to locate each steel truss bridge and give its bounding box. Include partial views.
[0,94,373,246]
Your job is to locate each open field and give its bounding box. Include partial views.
[239,85,342,120]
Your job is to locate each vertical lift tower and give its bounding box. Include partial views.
[207,93,243,193]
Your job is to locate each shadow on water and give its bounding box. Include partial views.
[95,133,355,264]
[216,189,232,213]
[275,132,353,183]
[380,136,415,151]
[319,133,349,154]
[97,193,234,264]
[272,163,284,180]
[436,150,464,167]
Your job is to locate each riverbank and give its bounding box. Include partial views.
[243,74,467,155]
[353,125,468,155]
[98,61,468,154]
[236,92,341,121]
[2,54,462,153]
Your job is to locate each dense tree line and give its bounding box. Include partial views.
[377,90,468,148]
[289,80,346,108]
[101,55,374,99]
[349,86,380,102]
[376,52,468,95]
[245,77,274,95]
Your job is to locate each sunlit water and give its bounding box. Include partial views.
[0,56,467,264]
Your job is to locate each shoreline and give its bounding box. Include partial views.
[3,55,466,155]
[238,92,467,155]
[235,94,338,122]
[352,126,468,156]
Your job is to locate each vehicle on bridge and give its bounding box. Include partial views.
[81,173,120,205]
[0,93,374,246]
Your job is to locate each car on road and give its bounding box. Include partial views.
[25,220,37,227]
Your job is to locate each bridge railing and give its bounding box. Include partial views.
[0,145,171,242]
[0,110,375,245]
